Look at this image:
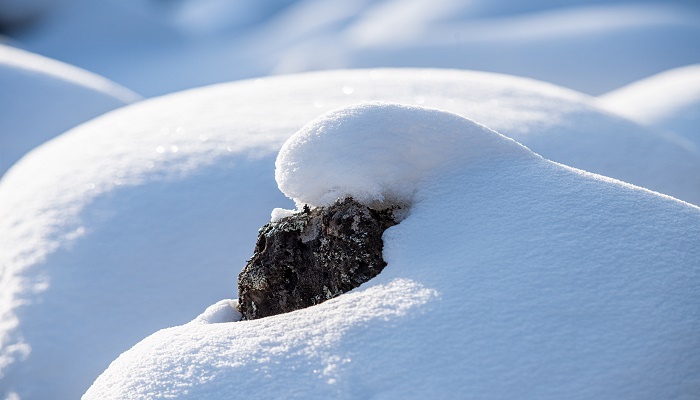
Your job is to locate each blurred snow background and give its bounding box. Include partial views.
[0,44,140,174]
[2,0,699,97]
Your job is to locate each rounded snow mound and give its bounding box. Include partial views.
[598,64,700,148]
[276,102,532,208]
[2,68,699,400]
[0,44,140,175]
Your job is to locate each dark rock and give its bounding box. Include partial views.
[238,197,398,320]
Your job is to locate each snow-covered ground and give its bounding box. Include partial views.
[86,103,700,399]
[1,69,699,399]
[599,63,700,149]
[0,0,699,399]
[0,44,140,175]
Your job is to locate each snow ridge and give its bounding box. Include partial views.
[276,102,532,208]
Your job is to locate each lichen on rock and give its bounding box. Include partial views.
[237,197,398,320]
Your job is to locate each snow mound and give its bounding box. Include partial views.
[1,68,698,400]
[86,102,700,399]
[0,44,140,175]
[8,0,700,96]
[276,102,531,207]
[85,278,439,399]
[271,1,700,95]
[190,300,242,325]
[598,64,700,149]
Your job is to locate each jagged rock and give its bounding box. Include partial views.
[238,197,398,320]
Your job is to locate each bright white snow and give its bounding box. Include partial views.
[0,44,140,174]
[190,299,242,325]
[1,68,699,400]
[599,64,700,149]
[1,1,698,398]
[85,103,700,399]
[276,102,530,208]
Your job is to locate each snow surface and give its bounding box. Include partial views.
[1,68,699,400]
[271,1,700,95]
[6,0,700,96]
[85,103,700,399]
[190,300,242,325]
[276,102,531,208]
[0,44,140,175]
[599,63,700,149]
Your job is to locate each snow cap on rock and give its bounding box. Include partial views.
[275,102,533,208]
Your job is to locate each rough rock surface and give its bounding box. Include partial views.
[238,198,397,320]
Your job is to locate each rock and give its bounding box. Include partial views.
[238,198,398,320]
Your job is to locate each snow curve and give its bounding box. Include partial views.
[0,44,140,175]
[276,102,532,208]
[1,68,698,400]
[85,100,700,400]
[598,64,700,149]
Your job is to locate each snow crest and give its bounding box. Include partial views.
[190,300,242,325]
[275,102,532,208]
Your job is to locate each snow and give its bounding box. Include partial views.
[251,0,700,96]
[276,102,530,208]
[190,300,241,325]
[6,0,700,96]
[270,207,296,223]
[1,68,699,400]
[0,0,698,397]
[322,1,700,95]
[85,102,700,399]
[0,44,140,175]
[598,64,700,149]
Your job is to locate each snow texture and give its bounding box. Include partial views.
[0,44,140,175]
[85,103,700,400]
[276,102,530,207]
[1,69,698,400]
[599,63,700,149]
[190,300,242,325]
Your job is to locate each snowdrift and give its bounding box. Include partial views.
[85,103,700,399]
[8,0,700,96]
[599,63,700,149]
[0,69,698,399]
[271,2,700,96]
[0,44,140,175]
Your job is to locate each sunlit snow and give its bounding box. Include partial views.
[599,63,700,149]
[276,102,530,208]
[0,1,699,399]
[0,44,140,175]
[1,68,699,400]
[85,103,700,399]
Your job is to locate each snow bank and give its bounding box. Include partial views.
[0,44,140,175]
[268,1,700,95]
[276,102,530,207]
[8,0,700,96]
[190,300,242,325]
[599,64,700,149]
[86,103,700,399]
[1,68,697,400]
